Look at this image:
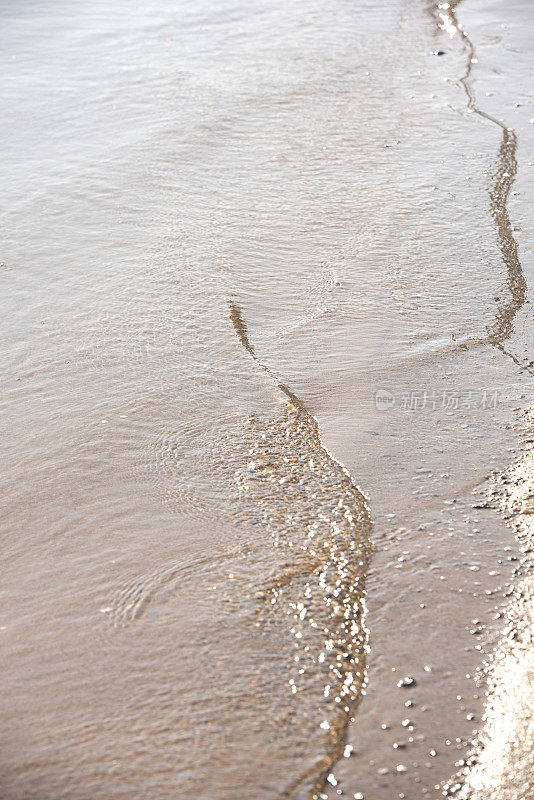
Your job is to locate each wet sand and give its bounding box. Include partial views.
[323,2,534,798]
[453,417,534,800]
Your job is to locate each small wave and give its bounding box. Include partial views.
[228,300,373,798]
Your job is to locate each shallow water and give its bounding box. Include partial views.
[1,0,533,798]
